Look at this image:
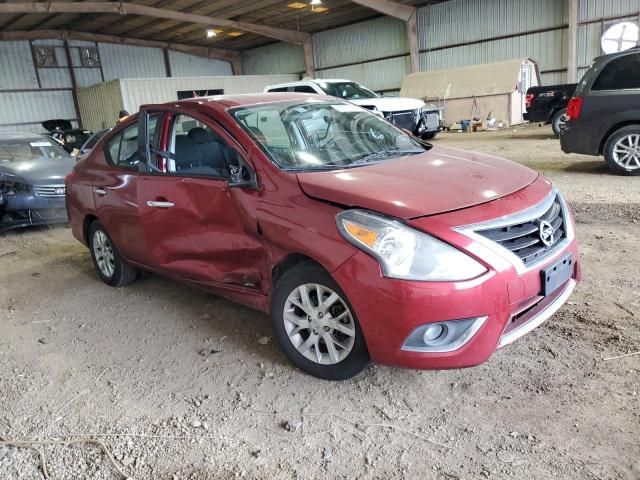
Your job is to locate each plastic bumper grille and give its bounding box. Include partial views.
[475,195,566,266]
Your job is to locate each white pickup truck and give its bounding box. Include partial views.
[264,79,442,140]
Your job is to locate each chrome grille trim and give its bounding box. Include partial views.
[34,185,66,198]
[454,188,574,274]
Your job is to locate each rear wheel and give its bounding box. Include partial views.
[551,108,567,137]
[271,262,370,380]
[89,221,138,287]
[603,125,640,176]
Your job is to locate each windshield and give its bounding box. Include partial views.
[0,137,71,163]
[319,82,378,100]
[231,100,426,171]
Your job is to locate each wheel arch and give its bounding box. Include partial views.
[83,214,99,246]
[272,253,324,286]
[599,121,640,154]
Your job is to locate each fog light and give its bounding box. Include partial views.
[402,316,488,353]
[423,323,446,343]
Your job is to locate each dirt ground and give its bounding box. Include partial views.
[0,124,638,480]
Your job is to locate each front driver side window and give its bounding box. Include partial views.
[166,114,240,178]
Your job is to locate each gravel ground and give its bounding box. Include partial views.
[0,124,638,480]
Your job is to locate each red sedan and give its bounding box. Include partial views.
[66,93,580,380]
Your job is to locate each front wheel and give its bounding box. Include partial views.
[271,262,370,380]
[551,108,567,137]
[89,221,138,287]
[603,125,640,176]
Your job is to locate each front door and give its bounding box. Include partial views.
[136,110,265,289]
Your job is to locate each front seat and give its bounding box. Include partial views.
[173,135,201,172]
[188,127,227,175]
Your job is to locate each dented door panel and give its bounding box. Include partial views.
[138,174,265,288]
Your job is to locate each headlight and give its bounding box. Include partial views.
[0,174,28,195]
[336,210,487,281]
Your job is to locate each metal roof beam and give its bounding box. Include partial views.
[0,29,241,64]
[0,2,310,45]
[348,0,415,21]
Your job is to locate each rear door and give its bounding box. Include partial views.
[136,108,266,289]
[93,116,159,265]
[585,52,640,135]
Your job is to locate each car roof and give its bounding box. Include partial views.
[175,92,339,108]
[0,132,49,141]
[266,78,353,87]
[594,46,640,63]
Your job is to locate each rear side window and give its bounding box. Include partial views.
[267,87,289,92]
[106,117,158,168]
[294,85,317,93]
[592,53,640,91]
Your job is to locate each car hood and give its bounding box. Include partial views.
[296,145,538,219]
[0,157,75,185]
[349,97,425,112]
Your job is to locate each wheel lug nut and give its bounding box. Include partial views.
[318,312,324,318]
[323,326,330,332]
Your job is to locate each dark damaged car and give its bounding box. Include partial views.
[0,132,74,232]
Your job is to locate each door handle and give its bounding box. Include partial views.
[95,188,107,196]
[147,200,175,208]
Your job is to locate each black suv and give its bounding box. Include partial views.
[561,48,640,176]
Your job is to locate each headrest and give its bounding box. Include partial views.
[188,127,212,144]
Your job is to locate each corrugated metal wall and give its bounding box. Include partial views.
[241,0,637,93]
[0,39,235,133]
[77,80,124,132]
[577,0,640,78]
[242,42,306,75]
[168,51,233,77]
[579,0,640,21]
[313,16,410,93]
[418,0,567,49]
[98,43,166,81]
[418,0,568,84]
[0,40,77,132]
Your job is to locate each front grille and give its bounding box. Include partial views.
[388,109,418,131]
[34,185,66,198]
[476,195,566,266]
[424,112,440,130]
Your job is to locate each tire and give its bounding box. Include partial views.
[271,262,370,380]
[603,125,640,176]
[88,220,138,287]
[551,108,567,137]
[421,131,438,141]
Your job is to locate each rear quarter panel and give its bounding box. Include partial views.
[66,157,96,245]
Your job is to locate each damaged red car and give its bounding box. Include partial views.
[66,93,580,380]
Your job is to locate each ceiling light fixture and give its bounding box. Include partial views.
[310,0,322,4]
[206,29,217,38]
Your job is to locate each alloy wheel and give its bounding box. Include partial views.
[556,113,567,131]
[612,134,640,171]
[283,283,356,365]
[93,230,115,278]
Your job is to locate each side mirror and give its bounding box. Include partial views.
[228,164,258,190]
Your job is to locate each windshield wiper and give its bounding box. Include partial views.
[348,149,424,166]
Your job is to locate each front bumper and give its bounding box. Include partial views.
[331,180,580,369]
[384,109,441,135]
[0,193,68,232]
